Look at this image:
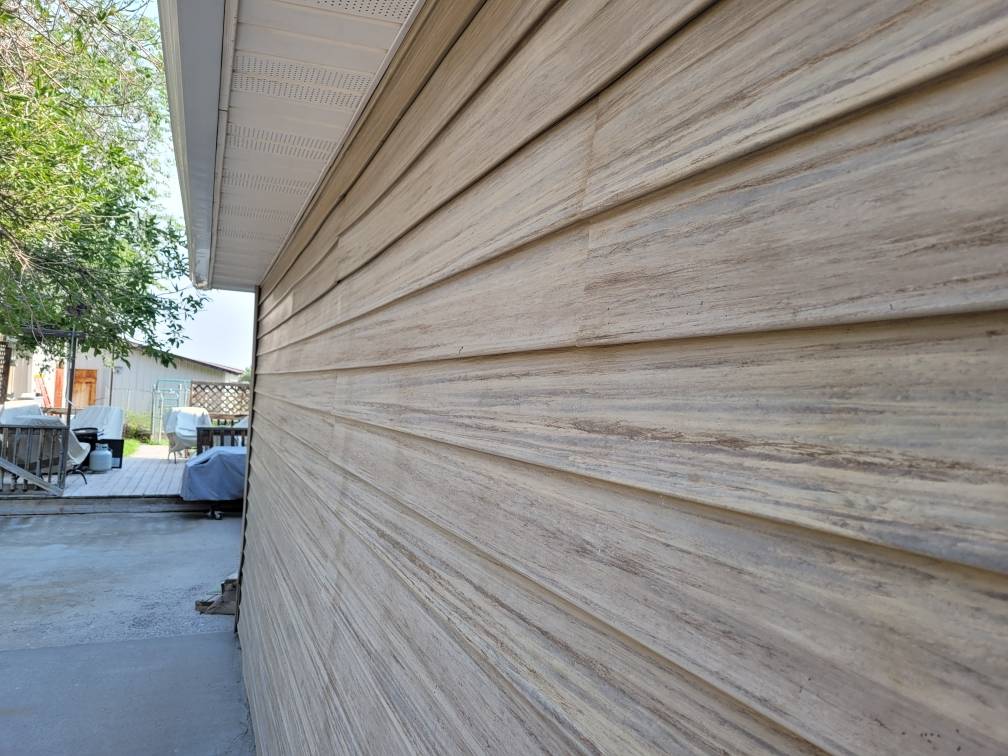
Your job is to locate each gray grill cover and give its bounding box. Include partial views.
[181,446,246,501]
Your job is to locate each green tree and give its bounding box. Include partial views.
[0,0,204,365]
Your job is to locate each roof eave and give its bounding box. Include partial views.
[158,0,226,290]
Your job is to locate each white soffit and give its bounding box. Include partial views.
[162,0,423,291]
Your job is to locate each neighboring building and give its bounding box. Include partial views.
[161,1,1008,754]
[6,341,241,419]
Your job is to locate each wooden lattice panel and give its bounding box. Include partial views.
[189,381,250,421]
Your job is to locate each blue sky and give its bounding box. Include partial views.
[151,3,255,372]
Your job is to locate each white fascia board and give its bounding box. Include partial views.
[158,0,226,289]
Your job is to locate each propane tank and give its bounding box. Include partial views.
[89,443,113,473]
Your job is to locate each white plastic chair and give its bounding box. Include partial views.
[164,406,211,462]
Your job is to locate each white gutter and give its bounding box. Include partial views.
[205,0,240,291]
[157,0,226,289]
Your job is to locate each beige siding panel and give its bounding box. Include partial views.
[252,400,1008,755]
[257,313,1008,572]
[258,0,558,321]
[258,0,484,300]
[241,533,396,754]
[238,1,1008,753]
[258,9,1008,348]
[257,59,1008,369]
[583,0,1008,214]
[261,0,708,323]
[327,0,710,283]
[251,414,829,755]
[258,109,595,340]
[240,549,347,753]
[246,455,592,755]
[256,225,586,367]
[578,58,1008,345]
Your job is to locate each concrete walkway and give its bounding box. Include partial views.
[0,512,254,755]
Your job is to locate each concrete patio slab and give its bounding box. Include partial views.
[0,631,254,756]
[0,512,239,649]
[0,511,253,755]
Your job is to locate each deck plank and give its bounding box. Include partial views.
[62,445,183,498]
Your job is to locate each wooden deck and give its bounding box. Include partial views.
[63,444,184,498]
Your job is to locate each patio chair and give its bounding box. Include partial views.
[0,399,44,424]
[71,406,124,439]
[164,406,211,462]
[71,406,125,468]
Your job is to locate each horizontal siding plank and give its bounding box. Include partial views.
[583,0,1008,214]
[578,57,1008,345]
[259,0,559,320]
[260,0,1008,342]
[257,313,1008,572]
[240,502,353,753]
[253,400,1008,755]
[260,0,700,313]
[259,0,542,319]
[252,414,825,755]
[248,454,585,755]
[258,0,483,299]
[241,557,362,752]
[257,225,586,365]
[241,526,414,754]
[258,109,594,340]
[327,0,709,283]
[257,59,1008,368]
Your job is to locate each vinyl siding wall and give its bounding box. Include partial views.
[238,2,1008,753]
[8,350,238,417]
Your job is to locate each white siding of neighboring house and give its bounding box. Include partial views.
[5,347,240,423]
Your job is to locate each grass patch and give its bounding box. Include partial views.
[123,438,141,457]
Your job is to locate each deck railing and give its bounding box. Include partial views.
[0,424,66,495]
[196,426,248,456]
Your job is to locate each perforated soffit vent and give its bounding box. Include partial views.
[226,123,338,162]
[203,0,423,290]
[234,53,373,92]
[286,0,416,24]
